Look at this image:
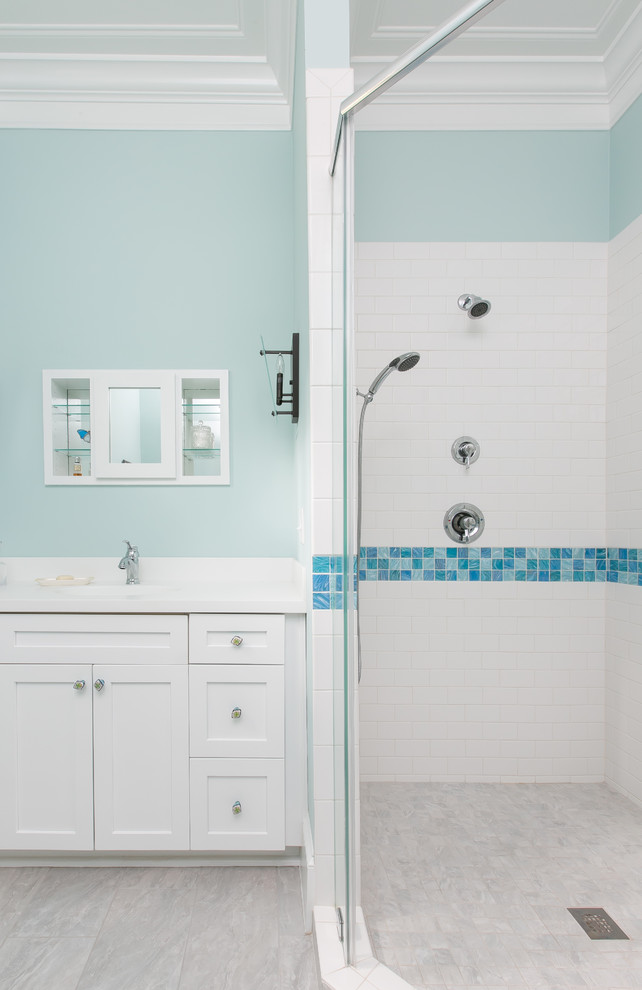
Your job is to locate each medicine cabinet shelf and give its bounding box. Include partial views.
[44,370,230,487]
[183,449,221,458]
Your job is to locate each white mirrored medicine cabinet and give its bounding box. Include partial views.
[43,370,229,485]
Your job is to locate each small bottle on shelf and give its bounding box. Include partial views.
[73,456,82,477]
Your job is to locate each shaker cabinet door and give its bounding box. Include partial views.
[92,665,189,851]
[0,665,94,850]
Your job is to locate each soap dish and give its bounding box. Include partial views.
[36,576,95,587]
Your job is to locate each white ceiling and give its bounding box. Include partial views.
[0,0,640,129]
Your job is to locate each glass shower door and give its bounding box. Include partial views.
[331,112,358,966]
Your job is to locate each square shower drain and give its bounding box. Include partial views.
[568,908,629,940]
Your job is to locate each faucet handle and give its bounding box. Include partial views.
[451,436,480,469]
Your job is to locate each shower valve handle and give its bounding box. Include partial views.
[451,436,480,469]
[459,516,476,543]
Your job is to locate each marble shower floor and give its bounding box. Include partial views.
[361,782,642,990]
[0,864,319,990]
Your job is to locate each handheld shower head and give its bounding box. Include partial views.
[458,293,491,319]
[364,351,420,398]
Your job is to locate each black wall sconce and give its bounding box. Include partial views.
[260,332,299,423]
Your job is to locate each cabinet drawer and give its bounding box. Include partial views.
[189,614,284,665]
[0,614,188,664]
[189,665,283,759]
[190,758,284,851]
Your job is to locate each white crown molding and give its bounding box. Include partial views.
[350,0,642,130]
[0,0,638,131]
[354,0,637,54]
[0,56,290,129]
[0,0,297,129]
[605,0,642,123]
[0,23,245,39]
[352,57,611,130]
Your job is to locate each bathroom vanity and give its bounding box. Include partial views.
[0,559,306,859]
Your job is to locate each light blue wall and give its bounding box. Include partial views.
[1,130,297,557]
[610,94,642,238]
[293,0,311,572]
[355,130,610,242]
[303,0,350,67]
[291,0,315,835]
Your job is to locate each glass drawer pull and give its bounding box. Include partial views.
[231,636,243,647]
[73,680,86,691]
[232,801,242,816]
[231,707,242,719]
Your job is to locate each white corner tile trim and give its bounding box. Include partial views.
[315,907,414,990]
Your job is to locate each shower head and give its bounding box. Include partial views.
[364,351,420,398]
[458,293,491,319]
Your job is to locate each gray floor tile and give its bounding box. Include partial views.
[362,782,642,990]
[0,937,94,990]
[277,935,320,990]
[76,873,197,990]
[179,934,280,990]
[276,866,306,936]
[10,868,120,938]
[0,869,43,943]
[0,864,311,990]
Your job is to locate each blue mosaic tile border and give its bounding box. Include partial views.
[312,548,642,609]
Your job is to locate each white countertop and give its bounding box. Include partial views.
[0,558,307,614]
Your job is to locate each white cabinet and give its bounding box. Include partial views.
[188,614,287,851]
[0,664,94,850]
[43,369,230,485]
[0,664,189,851]
[0,610,301,856]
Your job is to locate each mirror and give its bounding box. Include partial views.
[109,388,162,464]
[92,370,176,480]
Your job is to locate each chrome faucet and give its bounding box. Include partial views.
[118,540,140,584]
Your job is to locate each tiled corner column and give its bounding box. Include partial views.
[606,211,642,805]
[305,67,354,906]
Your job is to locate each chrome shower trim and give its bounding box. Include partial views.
[356,351,420,684]
[458,293,491,319]
[329,0,507,176]
[360,352,421,401]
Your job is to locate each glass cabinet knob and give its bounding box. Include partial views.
[231,636,243,647]
[231,707,242,719]
[232,801,242,816]
[73,680,86,691]
[94,678,105,692]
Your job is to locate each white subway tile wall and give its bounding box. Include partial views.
[355,241,607,549]
[606,213,642,805]
[356,240,608,782]
[359,581,604,781]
